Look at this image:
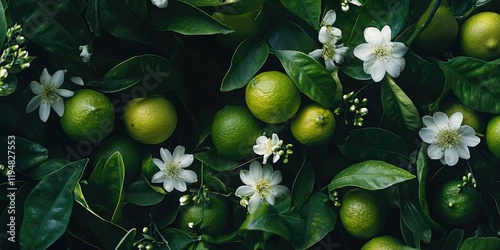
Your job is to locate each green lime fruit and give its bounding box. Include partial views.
[290,102,336,146]
[459,11,500,61]
[432,180,482,226]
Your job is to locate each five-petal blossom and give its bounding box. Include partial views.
[151,146,198,192]
[418,112,480,166]
[253,133,282,164]
[353,25,408,82]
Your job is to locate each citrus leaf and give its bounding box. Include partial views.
[279,0,321,29]
[400,215,421,249]
[149,0,233,35]
[338,127,410,165]
[439,57,500,114]
[183,0,240,6]
[126,174,165,206]
[291,160,315,212]
[114,228,137,250]
[240,202,290,241]
[220,38,269,92]
[327,160,416,192]
[381,76,421,130]
[158,228,195,250]
[84,205,129,250]
[19,159,87,250]
[23,158,70,181]
[442,228,464,250]
[194,149,240,172]
[399,185,432,243]
[416,144,440,230]
[0,136,48,172]
[0,1,7,44]
[272,50,339,108]
[267,18,317,53]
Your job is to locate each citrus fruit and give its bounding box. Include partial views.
[361,235,407,250]
[60,89,115,142]
[441,99,484,133]
[290,102,336,146]
[486,115,500,158]
[339,188,388,240]
[91,135,143,184]
[211,105,262,160]
[432,180,482,226]
[414,0,459,53]
[123,95,178,145]
[245,71,301,124]
[212,7,267,50]
[459,11,500,61]
[178,194,229,236]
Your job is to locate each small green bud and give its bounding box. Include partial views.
[359,107,368,116]
[145,243,153,250]
[448,202,454,208]
[462,176,468,182]
[142,227,149,234]
[354,98,359,105]
[349,105,356,112]
[138,243,145,249]
[362,98,368,104]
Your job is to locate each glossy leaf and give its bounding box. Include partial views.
[194,149,241,172]
[126,173,165,206]
[416,144,440,230]
[149,0,233,35]
[442,228,464,250]
[0,1,6,44]
[400,215,421,249]
[23,158,70,180]
[85,152,125,224]
[267,18,317,53]
[115,228,137,250]
[220,38,269,92]
[484,184,500,215]
[272,50,339,108]
[279,0,321,29]
[183,0,240,6]
[459,237,500,250]
[381,76,421,130]
[399,188,432,243]
[440,57,500,114]
[0,136,48,172]
[338,127,410,164]
[86,54,174,93]
[327,160,416,191]
[158,228,195,250]
[19,159,87,250]
[240,202,290,241]
[291,160,315,212]
[85,206,129,250]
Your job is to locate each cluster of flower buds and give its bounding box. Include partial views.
[276,142,294,164]
[334,91,369,127]
[458,172,477,190]
[329,190,341,207]
[133,226,156,250]
[179,185,212,206]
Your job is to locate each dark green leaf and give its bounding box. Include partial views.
[381,76,421,130]
[114,228,137,250]
[183,0,240,6]
[240,202,290,241]
[194,149,241,172]
[23,158,70,180]
[469,149,496,186]
[440,57,500,114]
[327,160,416,191]
[85,152,125,224]
[399,187,432,243]
[416,144,440,230]
[267,18,317,53]
[272,50,339,108]
[400,215,421,249]
[0,74,18,97]
[0,136,48,172]
[338,127,410,164]
[279,0,321,29]
[158,228,195,250]
[149,0,233,35]
[85,205,129,250]
[291,160,315,212]
[459,237,500,250]
[19,159,87,250]
[0,1,7,44]
[126,173,165,206]
[86,54,174,93]
[220,38,269,92]
[442,228,464,250]
[484,184,500,215]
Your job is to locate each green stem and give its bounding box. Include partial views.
[406,0,443,46]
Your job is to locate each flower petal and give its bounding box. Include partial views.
[380,25,392,43]
[30,81,44,94]
[51,70,65,88]
[160,147,173,163]
[444,148,459,166]
[39,68,51,84]
[253,144,266,155]
[173,179,187,192]
[151,171,166,183]
[427,144,444,160]
[265,194,276,205]
[353,43,374,61]
[58,89,74,98]
[419,127,438,144]
[370,60,386,82]
[272,153,280,163]
[272,185,290,196]
[459,127,481,147]
[172,145,186,161]
[39,101,51,122]
[240,170,255,186]
[324,58,337,71]
[153,158,165,170]
[70,76,84,86]
[52,99,65,117]
[235,186,255,197]
[449,112,463,129]
[318,26,332,44]
[308,49,323,59]
[433,112,449,129]
[249,161,263,180]
[179,154,194,168]
[422,115,439,131]
[181,170,197,183]
[391,42,408,57]
[26,95,42,113]
[269,170,282,186]
[384,58,403,78]
[262,164,273,180]
[247,194,262,214]
[456,143,470,159]
[364,27,383,45]
[322,10,336,25]
[163,179,174,192]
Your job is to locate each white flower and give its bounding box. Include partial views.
[79,45,92,63]
[151,146,197,192]
[151,0,168,8]
[341,0,363,12]
[25,68,75,122]
[253,133,281,164]
[309,27,349,71]
[353,25,408,82]
[235,161,289,214]
[419,112,480,166]
[320,10,342,40]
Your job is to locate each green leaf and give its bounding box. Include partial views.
[338,127,410,164]
[19,159,87,250]
[0,74,18,97]
[0,1,6,46]
[416,144,440,230]
[114,228,137,250]
[158,228,195,250]
[290,160,315,212]
[0,136,48,172]
[240,202,290,241]
[442,228,464,250]
[85,152,125,224]
[220,38,269,92]
[149,0,233,35]
[399,186,432,243]
[126,173,165,206]
[23,158,70,180]
[85,205,129,250]
[459,237,500,250]
[400,215,421,249]
[440,57,500,114]
[484,184,500,215]
[272,50,339,108]
[381,76,421,130]
[279,0,321,29]
[183,0,240,7]
[194,149,241,172]
[86,54,174,93]
[267,18,317,53]
[327,160,416,191]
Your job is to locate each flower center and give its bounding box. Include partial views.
[374,45,391,61]
[164,162,182,179]
[436,128,461,149]
[255,178,272,198]
[42,84,62,105]
[322,44,335,59]
[263,138,274,154]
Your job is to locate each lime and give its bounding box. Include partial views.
[178,194,229,236]
[60,89,115,142]
[339,188,388,240]
[441,98,484,133]
[123,95,178,145]
[211,105,262,160]
[361,235,408,250]
[290,102,336,146]
[459,11,500,61]
[486,115,500,158]
[245,71,301,124]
